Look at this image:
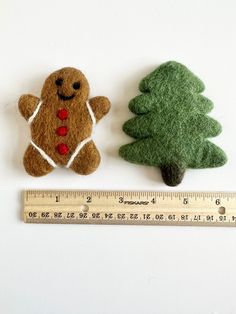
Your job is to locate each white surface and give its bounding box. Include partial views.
[0,0,236,313]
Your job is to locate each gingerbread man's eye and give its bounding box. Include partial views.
[55,78,63,86]
[73,82,81,90]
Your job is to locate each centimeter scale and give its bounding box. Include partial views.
[23,190,236,227]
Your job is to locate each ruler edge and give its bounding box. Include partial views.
[23,189,236,197]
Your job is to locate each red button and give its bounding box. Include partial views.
[57,108,68,120]
[56,143,69,155]
[56,126,68,136]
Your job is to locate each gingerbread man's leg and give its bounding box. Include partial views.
[23,144,54,177]
[70,141,101,175]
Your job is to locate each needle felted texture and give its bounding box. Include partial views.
[19,67,110,177]
[119,61,227,186]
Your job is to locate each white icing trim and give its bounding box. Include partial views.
[86,100,96,127]
[31,140,58,168]
[66,137,92,168]
[28,100,43,124]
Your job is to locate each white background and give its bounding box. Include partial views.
[0,0,236,313]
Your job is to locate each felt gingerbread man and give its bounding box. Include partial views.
[19,67,110,176]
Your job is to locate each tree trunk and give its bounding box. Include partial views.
[160,163,185,186]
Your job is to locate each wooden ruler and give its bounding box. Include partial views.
[23,190,236,227]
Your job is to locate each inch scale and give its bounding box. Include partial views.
[23,190,236,227]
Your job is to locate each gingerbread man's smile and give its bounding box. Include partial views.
[57,91,75,101]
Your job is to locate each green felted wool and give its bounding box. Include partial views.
[119,61,227,186]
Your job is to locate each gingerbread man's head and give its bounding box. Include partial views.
[41,67,90,104]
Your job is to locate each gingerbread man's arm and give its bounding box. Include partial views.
[18,94,40,121]
[89,96,111,122]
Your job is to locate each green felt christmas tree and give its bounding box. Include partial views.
[119,61,227,186]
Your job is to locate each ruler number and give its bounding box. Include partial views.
[28,211,37,218]
[117,213,125,220]
[194,215,201,221]
[119,196,124,203]
[66,212,75,219]
[183,198,188,205]
[219,215,226,222]
[41,212,49,218]
[54,212,62,218]
[155,214,164,220]
[143,214,151,220]
[130,213,138,220]
[180,214,189,221]
[79,212,88,219]
[151,198,156,204]
[215,199,220,205]
[86,196,92,203]
[168,214,176,221]
[92,213,100,219]
[105,213,113,219]
[206,215,214,221]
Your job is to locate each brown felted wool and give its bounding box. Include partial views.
[19,94,40,120]
[70,140,101,175]
[19,67,111,177]
[89,96,111,122]
[23,145,54,176]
